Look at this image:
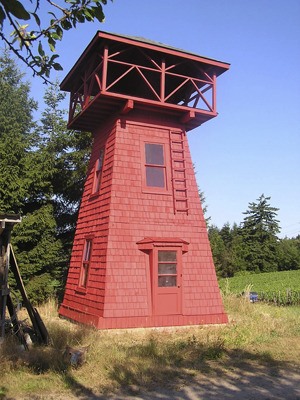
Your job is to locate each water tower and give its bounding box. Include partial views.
[59,31,230,329]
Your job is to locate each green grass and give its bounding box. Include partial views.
[0,296,300,399]
[219,270,300,305]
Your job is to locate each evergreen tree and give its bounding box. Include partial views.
[277,237,300,271]
[241,194,280,273]
[11,204,65,304]
[0,49,37,213]
[208,225,231,277]
[209,222,246,277]
[0,51,64,303]
[199,190,211,227]
[39,82,92,253]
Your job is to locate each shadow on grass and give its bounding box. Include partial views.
[2,330,300,399]
[61,339,300,400]
[99,342,300,400]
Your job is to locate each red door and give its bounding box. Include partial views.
[153,248,182,315]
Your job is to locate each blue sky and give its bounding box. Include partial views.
[22,0,300,237]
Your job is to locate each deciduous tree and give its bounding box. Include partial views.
[0,0,110,81]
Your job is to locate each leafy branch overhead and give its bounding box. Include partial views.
[0,0,110,82]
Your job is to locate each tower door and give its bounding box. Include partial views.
[153,248,182,315]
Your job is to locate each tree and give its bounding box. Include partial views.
[0,49,37,213]
[209,222,246,277]
[11,203,65,304]
[0,50,64,303]
[0,0,110,82]
[241,194,280,273]
[277,237,300,271]
[208,225,228,277]
[39,82,92,253]
[199,189,211,227]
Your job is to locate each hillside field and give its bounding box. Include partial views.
[218,269,300,305]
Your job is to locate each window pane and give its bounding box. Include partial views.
[146,166,165,187]
[158,276,177,287]
[158,263,176,274]
[81,263,89,287]
[158,251,177,262]
[97,148,104,171]
[84,240,92,261]
[145,144,164,165]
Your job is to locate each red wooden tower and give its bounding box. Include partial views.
[59,31,230,329]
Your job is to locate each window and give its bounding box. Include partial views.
[79,239,92,288]
[93,148,104,193]
[145,143,166,188]
[158,250,177,287]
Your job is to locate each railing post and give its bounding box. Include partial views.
[102,45,108,93]
[212,74,217,113]
[160,59,165,102]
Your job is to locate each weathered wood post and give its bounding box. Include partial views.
[0,214,21,341]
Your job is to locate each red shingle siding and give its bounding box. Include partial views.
[59,112,227,328]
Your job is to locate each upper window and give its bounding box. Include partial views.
[93,148,104,193]
[79,239,92,288]
[145,143,166,188]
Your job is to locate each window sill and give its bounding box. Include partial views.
[89,192,100,200]
[75,287,87,295]
[142,187,172,196]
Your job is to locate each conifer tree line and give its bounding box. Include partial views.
[208,195,300,278]
[0,50,92,303]
[1,51,299,304]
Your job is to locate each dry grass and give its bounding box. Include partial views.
[0,296,299,399]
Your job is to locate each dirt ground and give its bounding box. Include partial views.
[11,363,300,400]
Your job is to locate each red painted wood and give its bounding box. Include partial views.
[60,31,229,132]
[59,32,229,330]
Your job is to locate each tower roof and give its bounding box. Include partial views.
[61,31,230,131]
[61,31,230,92]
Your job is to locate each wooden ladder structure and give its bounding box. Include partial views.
[170,131,189,215]
[0,214,50,348]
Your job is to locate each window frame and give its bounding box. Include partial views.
[141,140,171,195]
[92,147,105,195]
[157,250,178,287]
[78,238,93,290]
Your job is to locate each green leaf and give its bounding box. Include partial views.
[55,26,63,40]
[50,54,59,61]
[53,63,63,71]
[83,9,94,20]
[61,20,72,30]
[92,6,105,23]
[48,12,57,19]
[38,41,45,56]
[2,0,30,20]
[32,12,41,26]
[48,37,56,52]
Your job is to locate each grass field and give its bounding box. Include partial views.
[219,269,300,305]
[1,294,300,399]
